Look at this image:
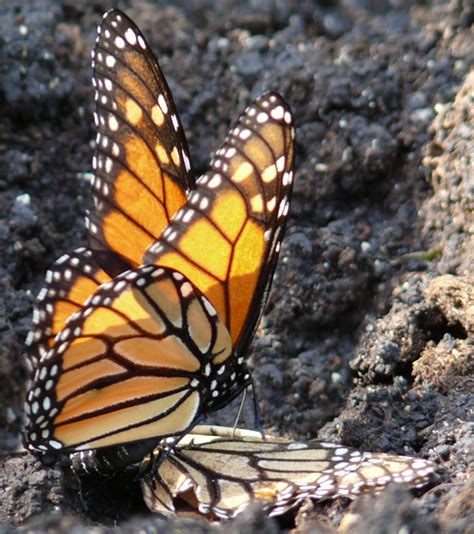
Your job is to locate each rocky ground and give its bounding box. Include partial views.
[0,0,472,532]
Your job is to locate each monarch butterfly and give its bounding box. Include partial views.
[23,8,295,471]
[140,425,436,519]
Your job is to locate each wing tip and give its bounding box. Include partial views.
[259,91,291,112]
[242,91,294,129]
[102,8,124,21]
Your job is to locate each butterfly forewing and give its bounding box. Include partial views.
[24,266,237,452]
[25,247,112,369]
[89,9,193,268]
[141,426,436,519]
[26,9,194,370]
[145,92,295,353]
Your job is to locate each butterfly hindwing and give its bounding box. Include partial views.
[24,267,247,453]
[89,9,193,268]
[141,425,436,519]
[145,92,295,354]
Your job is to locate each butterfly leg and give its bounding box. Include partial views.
[230,379,265,439]
[249,378,266,441]
[138,444,170,479]
[231,379,265,440]
[232,387,248,437]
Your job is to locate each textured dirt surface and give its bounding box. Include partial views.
[0,0,472,532]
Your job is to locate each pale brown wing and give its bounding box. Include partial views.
[141,426,436,519]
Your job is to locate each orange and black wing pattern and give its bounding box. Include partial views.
[141,425,436,519]
[24,9,295,467]
[24,266,243,453]
[145,92,295,355]
[88,9,193,268]
[25,247,112,369]
[26,9,193,371]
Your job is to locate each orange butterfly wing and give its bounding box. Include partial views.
[87,9,193,268]
[25,248,112,368]
[145,92,295,354]
[26,9,194,367]
[25,265,241,452]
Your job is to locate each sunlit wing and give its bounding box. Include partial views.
[26,9,195,368]
[24,267,249,454]
[141,425,436,520]
[88,9,194,268]
[145,92,295,355]
[25,248,113,369]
